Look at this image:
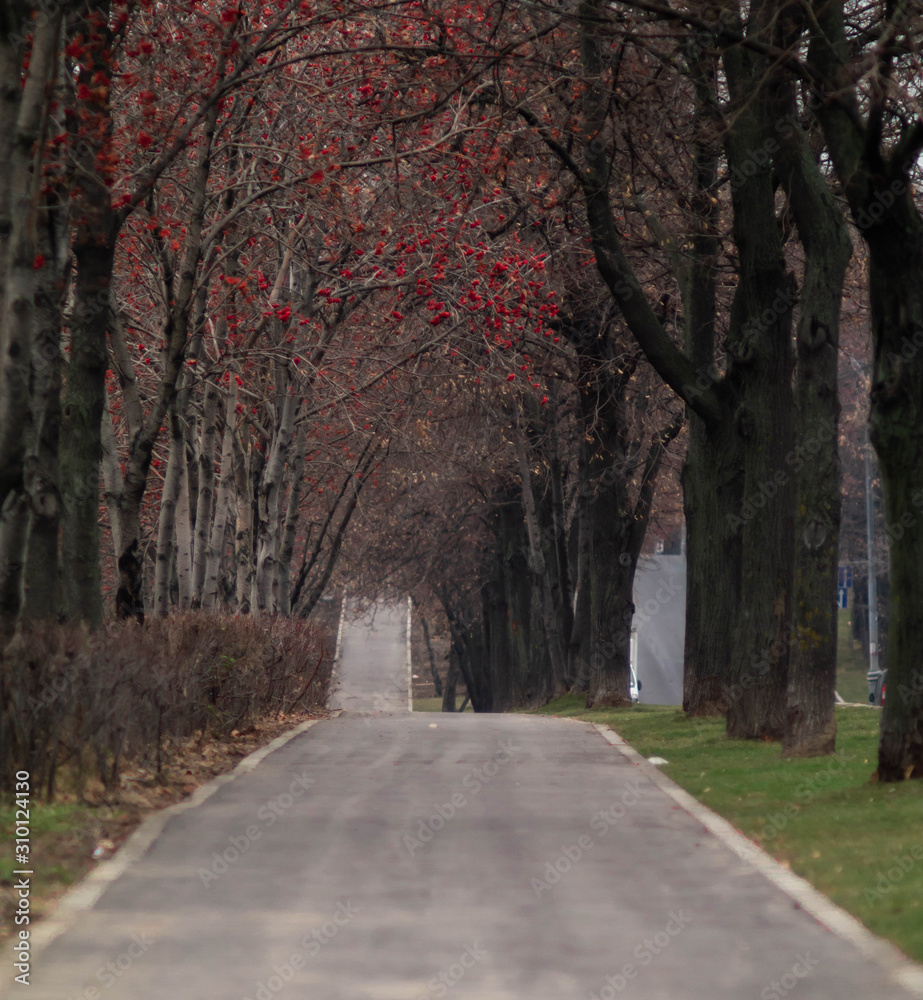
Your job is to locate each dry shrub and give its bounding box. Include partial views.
[0,614,331,799]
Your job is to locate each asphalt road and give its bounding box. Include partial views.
[16,600,921,1000]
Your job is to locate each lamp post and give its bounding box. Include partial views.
[850,356,882,702]
[862,422,882,702]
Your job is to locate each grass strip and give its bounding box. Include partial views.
[531,696,923,964]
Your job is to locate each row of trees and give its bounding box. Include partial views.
[1,0,921,778]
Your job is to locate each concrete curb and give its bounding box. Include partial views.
[327,590,349,703]
[592,722,923,998]
[406,596,413,713]
[29,717,328,959]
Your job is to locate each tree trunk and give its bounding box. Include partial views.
[482,573,512,712]
[682,417,744,715]
[419,612,443,698]
[256,388,297,612]
[497,480,548,706]
[59,232,114,626]
[22,189,67,624]
[276,421,306,616]
[191,369,221,605]
[866,221,923,780]
[0,492,30,637]
[174,435,194,609]
[680,42,742,717]
[0,9,62,518]
[722,26,796,740]
[201,376,238,610]
[58,4,118,627]
[514,427,568,693]
[807,0,923,779]
[443,598,492,713]
[765,34,852,756]
[153,414,184,617]
[110,98,220,621]
[441,649,460,713]
[234,425,255,615]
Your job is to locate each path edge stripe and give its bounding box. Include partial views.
[328,589,348,701]
[28,716,330,958]
[406,595,413,713]
[592,722,923,998]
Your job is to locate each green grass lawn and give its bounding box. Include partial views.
[0,800,102,932]
[532,696,923,963]
[837,605,872,704]
[412,696,474,712]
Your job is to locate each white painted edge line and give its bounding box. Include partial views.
[29,716,327,959]
[333,589,348,666]
[328,589,348,706]
[592,722,923,998]
[406,594,413,713]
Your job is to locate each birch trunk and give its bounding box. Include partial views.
[201,377,238,610]
[256,389,297,612]
[191,370,220,605]
[100,404,123,571]
[153,414,184,617]
[175,435,194,609]
[276,421,306,616]
[0,12,63,630]
[234,424,255,615]
[112,99,220,621]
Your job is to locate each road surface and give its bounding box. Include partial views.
[15,599,921,1000]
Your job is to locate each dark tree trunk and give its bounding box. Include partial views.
[866,219,923,780]
[59,236,114,626]
[682,415,744,715]
[680,44,744,717]
[764,22,852,755]
[569,477,594,694]
[441,649,460,713]
[722,27,796,740]
[806,0,923,776]
[482,576,511,712]
[22,195,67,624]
[498,485,550,707]
[419,613,443,698]
[58,4,117,626]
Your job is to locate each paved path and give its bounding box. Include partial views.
[328,599,410,714]
[15,603,922,1000]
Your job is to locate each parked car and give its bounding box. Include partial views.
[869,668,886,706]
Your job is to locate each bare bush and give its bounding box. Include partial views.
[0,614,331,799]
